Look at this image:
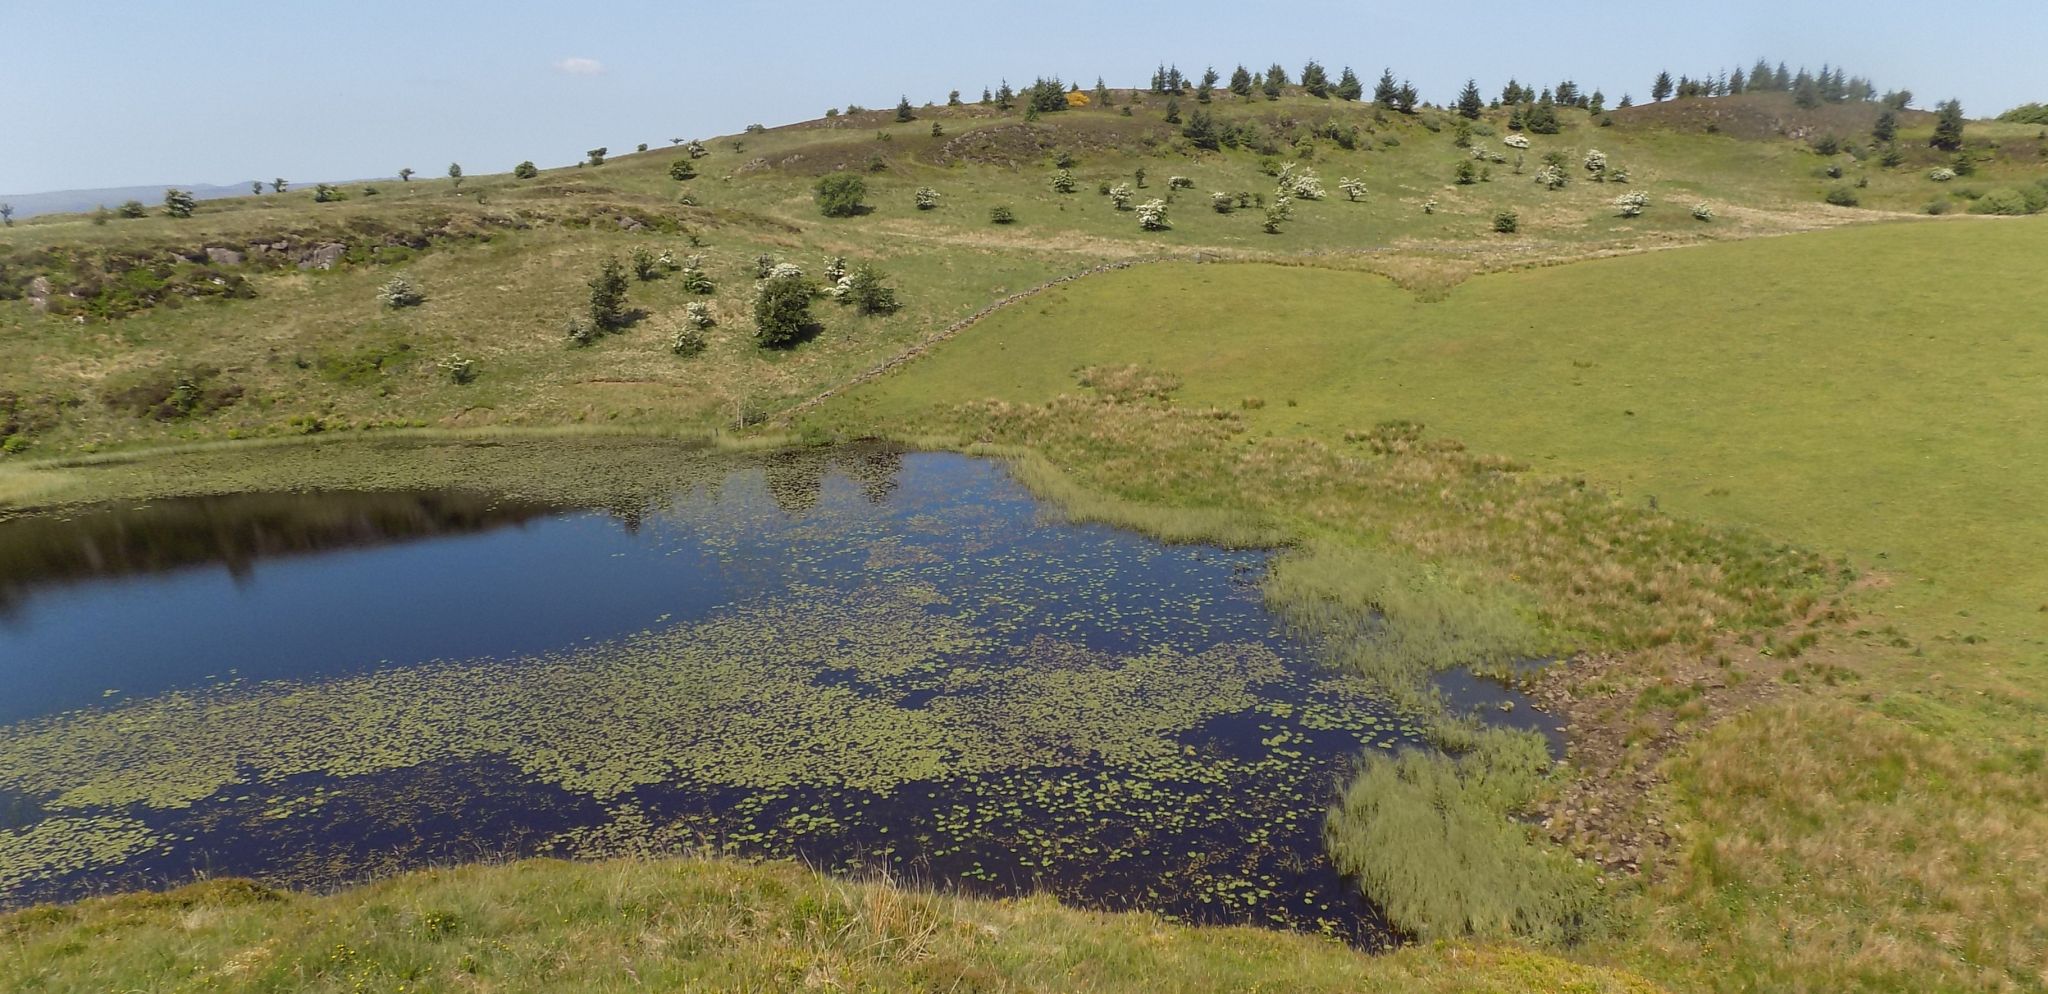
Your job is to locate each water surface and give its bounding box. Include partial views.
[0,446,1537,945]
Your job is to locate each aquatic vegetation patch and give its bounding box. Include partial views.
[0,816,162,893]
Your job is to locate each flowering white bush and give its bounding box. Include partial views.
[1109,183,1134,210]
[1469,143,1492,160]
[1050,169,1077,194]
[1534,165,1568,190]
[1136,199,1170,230]
[1211,191,1235,213]
[1929,167,1957,181]
[823,256,848,283]
[829,274,855,299]
[1691,202,1714,221]
[914,186,940,209]
[1168,175,1194,190]
[1583,148,1608,177]
[1606,165,1631,184]
[1503,133,1531,149]
[684,301,714,328]
[768,262,805,281]
[684,139,709,159]
[1276,163,1325,200]
[1269,193,1295,221]
[376,275,424,308]
[1613,191,1650,217]
[1422,197,1439,214]
[680,256,713,294]
[1339,177,1367,201]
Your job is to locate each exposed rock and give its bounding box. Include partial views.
[27,276,51,314]
[205,247,245,266]
[617,216,645,232]
[297,242,347,270]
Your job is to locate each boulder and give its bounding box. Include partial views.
[205,247,245,266]
[27,276,50,314]
[296,242,347,270]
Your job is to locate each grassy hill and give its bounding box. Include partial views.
[4,86,2048,994]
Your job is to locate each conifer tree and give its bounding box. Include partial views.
[1229,65,1254,98]
[1652,71,1674,102]
[1456,79,1483,119]
[1930,98,1966,150]
[1335,66,1363,101]
[1728,67,1746,95]
[1094,77,1111,107]
[895,96,915,122]
[1374,68,1400,106]
[1164,96,1181,124]
[1197,66,1218,103]
[1301,60,1329,98]
[1774,62,1792,90]
[996,80,1015,110]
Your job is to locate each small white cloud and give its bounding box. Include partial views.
[554,57,605,76]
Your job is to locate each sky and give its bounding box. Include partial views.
[4,0,2043,195]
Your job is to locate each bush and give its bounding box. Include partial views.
[1167,175,1194,190]
[813,173,867,217]
[565,319,599,347]
[1824,186,1861,207]
[1583,148,1608,178]
[988,205,1015,224]
[1613,191,1649,217]
[679,257,714,294]
[1049,169,1077,194]
[1926,198,1952,215]
[1691,202,1715,221]
[1423,197,1439,215]
[672,304,712,356]
[839,265,899,314]
[1970,188,2035,215]
[669,159,696,181]
[1108,183,1134,210]
[437,355,477,384]
[1454,160,1480,185]
[1928,167,1957,182]
[631,248,661,281]
[513,161,539,179]
[163,189,198,218]
[752,273,815,347]
[588,257,630,329]
[117,200,148,219]
[377,276,425,308]
[1135,199,1170,230]
[1533,165,1567,190]
[1211,192,1234,213]
[914,186,939,210]
[1339,177,1367,201]
[1493,209,1519,233]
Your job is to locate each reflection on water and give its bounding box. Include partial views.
[0,445,1533,946]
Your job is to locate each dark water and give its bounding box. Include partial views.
[0,447,1548,945]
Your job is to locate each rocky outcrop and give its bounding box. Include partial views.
[296,243,347,270]
[205,247,245,266]
[27,276,51,315]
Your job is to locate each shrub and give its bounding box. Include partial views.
[1423,197,1439,214]
[588,257,630,329]
[823,256,848,283]
[1583,148,1608,179]
[1929,167,1958,182]
[913,186,940,210]
[1613,191,1649,217]
[1824,186,1861,207]
[586,147,608,167]
[1168,175,1194,190]
[1926,198,1952,215]
[1454,160,1480,185]
[565,318,599,347]
[163,189,198,218]
[1691,202,1714,221]
[631,248,661,281]
[840,265,900,314]
[1970,188,2035,215]
[1810,135,1841,156]
[988,205,1015,224]
[377,276,425,308]
[752,273,815,347]
[672,304,711,356]
[813,173,867,217]
[1262,205,1286,233]
[513,161,539,179]
[669,159,696,181]
[1533,165,1568,190]
[312,183,345,203]
[1493,209,1519,233]
[1276,163,1324,199]
[679,257,714,294]
[1108,183,1134,210]
[117,200,148,219]
[1050,169,1077,194]
[1135,199,1170,230]
[438,355,477,384]
[1339,177,1367,201]
[1211,191,1234,213]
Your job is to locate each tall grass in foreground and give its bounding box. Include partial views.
[0,857,1668,994]
[1325,722,1607,946]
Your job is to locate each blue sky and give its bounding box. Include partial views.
[4,0,2041,194]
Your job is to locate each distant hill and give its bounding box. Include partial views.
[0,182,260,220]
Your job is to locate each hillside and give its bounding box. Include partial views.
[4,90,2042,459]
[5,85,2048,994]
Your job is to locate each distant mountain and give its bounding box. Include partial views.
[0,183,260,220]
